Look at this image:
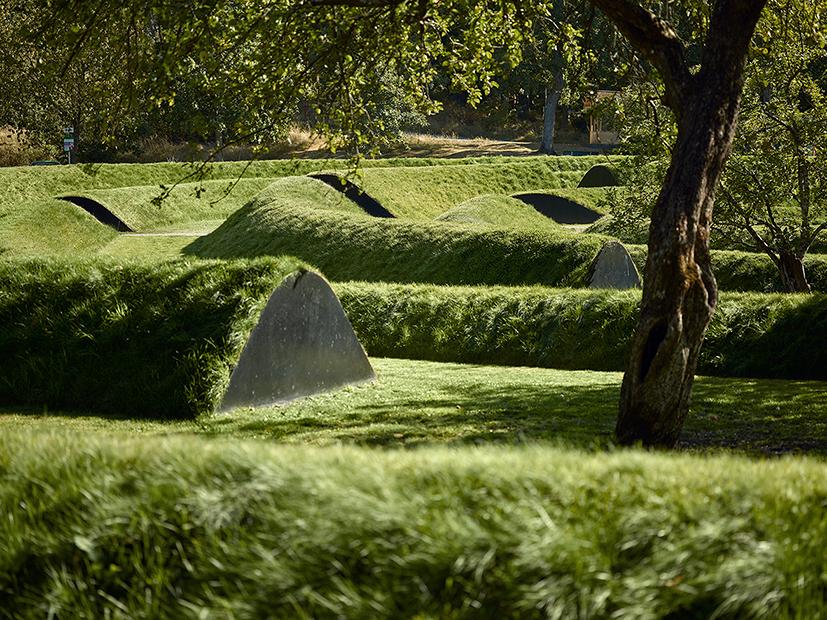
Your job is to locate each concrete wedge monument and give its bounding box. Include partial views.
[219,270,375,411]
[588,241,642,290]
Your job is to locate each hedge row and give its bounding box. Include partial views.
[0,256,308,418]
[336,282,827,380]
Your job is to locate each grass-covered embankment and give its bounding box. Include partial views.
[0,256,310,418]
[188,193,827,292]
[336,282,827,380]
[435,194,564,230]
[1,429,825,618]
[1,156,574,255]
[344,159,595,219]
[69,178,276,231]
[187,202,605,287]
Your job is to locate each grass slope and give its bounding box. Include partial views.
[0,256,309,418]
[1,428,825,618]
[1,156,574,255]
[336,282,827,380]
[72,178,276,231]
[188,194,827,292]
[350,161,588,219]
[186,202,605,287]
[435,194,563,230]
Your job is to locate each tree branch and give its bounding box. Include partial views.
[587,0,692,115]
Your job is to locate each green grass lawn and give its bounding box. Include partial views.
[2,358,825,455]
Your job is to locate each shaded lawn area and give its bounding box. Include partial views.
[1,358,825,455]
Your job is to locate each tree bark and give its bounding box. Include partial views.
[779,250,811,293]
[540,77,562,154]
[590,0,767,447]
[540,0,565,155]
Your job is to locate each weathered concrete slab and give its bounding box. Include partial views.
[588,241,641,289]
[578,164,619,188]
[219,271,375,411]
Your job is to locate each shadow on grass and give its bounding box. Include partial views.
[208,374,827,455]
[3,370,826,456]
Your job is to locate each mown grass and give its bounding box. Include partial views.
[97,235,205,260]
[544,187,614,214]
[2,358,825,454]
[336,282,827,380]
[1,425,825,618]
[0,156,565,255]
[0,256,309,418]
[349,161,592,219]
[72,178,275,231]
[435,194,563,230]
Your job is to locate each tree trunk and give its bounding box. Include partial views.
[605,0,768,448]
[616,96,725,447]
[779,250,811,293]
[540,84,561,154]
[540,0,565,155]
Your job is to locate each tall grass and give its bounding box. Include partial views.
[625,245,827,293]
[1,430,825,618]
[0,256,308,417]
[186,201,606,286]
[336,282,827,379]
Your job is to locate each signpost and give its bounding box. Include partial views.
[63,127,75,164]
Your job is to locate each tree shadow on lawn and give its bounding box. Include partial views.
[213,374,827,455]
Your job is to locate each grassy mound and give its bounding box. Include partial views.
[69,178,276,231]
[542,187,612,214]
[435,194,562,230]
[249,175,367,215]
[0,256,310,418]
[0,157,569,255]
[186,202,605,287]
[347,161,590,219]
[336,282,827,380]
[2,429,825,618]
